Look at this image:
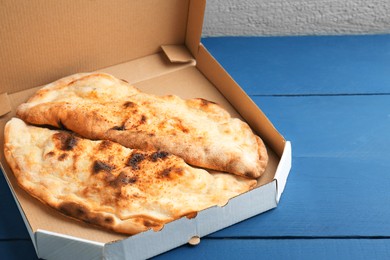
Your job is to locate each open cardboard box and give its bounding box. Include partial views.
[0,1,291,259]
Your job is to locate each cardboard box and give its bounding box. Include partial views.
[0,1,291,259]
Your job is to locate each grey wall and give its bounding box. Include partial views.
[202,0,390,36]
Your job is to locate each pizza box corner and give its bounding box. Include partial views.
[0,1,292,259]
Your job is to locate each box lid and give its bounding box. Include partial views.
[0,0,205,96]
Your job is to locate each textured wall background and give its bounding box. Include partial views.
[202,0,390,36]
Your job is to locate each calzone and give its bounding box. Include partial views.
[4,118,256,235]
[16,73,268,178]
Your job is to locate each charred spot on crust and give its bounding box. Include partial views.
[198,98,217,106]
[180,127,189,134]
[118,173,137,184]
[58,202,115,228]
[122,175,137,184]
[150,151,169,162]
[110,171,138,187]
[53,132,78,151]
[85,214,115,227]
[185,212,198,219]
[45,151,55,157]
[58,202,88,219]
[58,153,68,161]
[64,135,78,150]
[99,140,113,150]
[118,172,136,184]
[121,78,129,83]
[127,153,145,170]
[140,115,147,124]
[244,171,255,178]
[111,125,126,131]
[160,168,171,177]
[104,216,114,224]
[92,160,115,174]
[123,101,136,108]
[159,167,184,178]
[142,219,162,229]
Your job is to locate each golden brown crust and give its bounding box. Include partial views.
[16,72,268,178]
[4,118,257,235]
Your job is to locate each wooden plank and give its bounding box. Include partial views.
[2,237,390,260]
[202,35,390,95]
[0,173,31,240]
[155,238,390,259]
[251,95,390,158]
[0,240,38,260]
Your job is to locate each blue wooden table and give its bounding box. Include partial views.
[1,35,390,259]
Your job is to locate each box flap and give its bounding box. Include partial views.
[185,0,206,58]
[0,93,11,116]
[35,230,104,260]
[196,44,286,157]
[274,141,292,202]
[161,45,195,63]
[0,0,205,95]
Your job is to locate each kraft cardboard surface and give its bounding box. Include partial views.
[0,0,194,95]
